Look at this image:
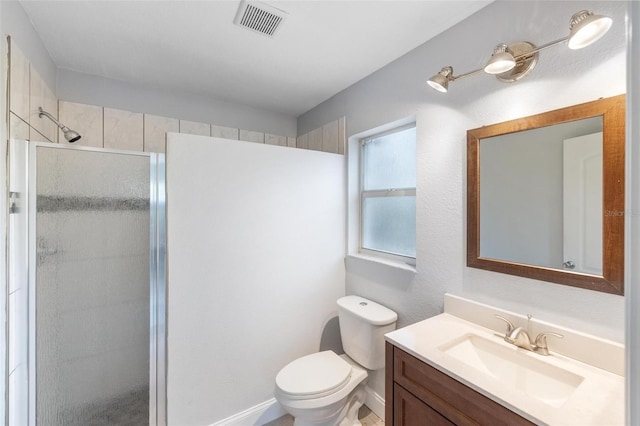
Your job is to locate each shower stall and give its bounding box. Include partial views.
[8,140,166,426]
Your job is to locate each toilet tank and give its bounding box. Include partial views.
[337,295,398,370]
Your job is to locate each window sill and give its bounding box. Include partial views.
[346,253,417,273]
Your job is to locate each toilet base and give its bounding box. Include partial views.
[337,384,366,426]
[276,354,369,426]
[291,384,366,426]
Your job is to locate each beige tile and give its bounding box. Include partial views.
[180,120,210,136]
[263,414,293,426]
[359,405,384,425]
[338,116,346,155]
[211,124,239,140]
[265,134,287,146]
[322,119,340,154]
[239,129,265,143]
[287,137,296,148]
[296,133,309,149]
[29,66,58,143]
[58,101,103,147]
[264,405,382,426]
[9,112,30,141]
[308,127,323,151]
[9,41,30,122]
[28,127,52,143]
[144,114,179,153]
[104,107,143,151]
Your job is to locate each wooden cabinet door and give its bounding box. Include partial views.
[394,384,454,426]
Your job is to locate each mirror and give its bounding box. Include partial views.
[467,95,625,295]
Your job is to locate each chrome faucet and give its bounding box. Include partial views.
[494,315,563,356]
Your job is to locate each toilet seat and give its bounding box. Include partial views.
[275,351,352,400]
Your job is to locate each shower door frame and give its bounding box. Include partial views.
[24,141,166,426]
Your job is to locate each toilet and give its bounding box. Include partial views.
[275,295,398,426]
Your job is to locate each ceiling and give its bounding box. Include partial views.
[19,1,491,117]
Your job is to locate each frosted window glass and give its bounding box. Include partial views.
[363,126,416,190]
[362,196,416,258]
[35,147,150,426]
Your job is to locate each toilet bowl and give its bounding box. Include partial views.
[274,296,397,426]
[275,352,367,426]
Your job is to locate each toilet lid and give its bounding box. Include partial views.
[276,351,352,399]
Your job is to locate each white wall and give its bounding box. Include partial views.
[1,1,57,91]
[166,134,346,425]
[299,0,627,399]
[57,69,297,137]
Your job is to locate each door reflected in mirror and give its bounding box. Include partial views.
[479,117,603,275]
[467,95,625,295]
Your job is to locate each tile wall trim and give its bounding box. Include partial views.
[8,37,346,156]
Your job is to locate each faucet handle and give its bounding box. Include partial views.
[494,315,515,336]
[534,332,564,355]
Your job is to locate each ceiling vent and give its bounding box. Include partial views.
[234,1,288,38]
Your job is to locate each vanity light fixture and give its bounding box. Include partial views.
[426,10,612,93]
[484,44,516,74]
[426,66,453,92]
[567,10,613,49]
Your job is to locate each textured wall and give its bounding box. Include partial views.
[299,0,628,399]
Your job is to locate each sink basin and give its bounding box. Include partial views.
[439,334,584,408]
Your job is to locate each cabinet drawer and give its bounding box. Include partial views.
[394,384,454,426]
[393,347,533,426]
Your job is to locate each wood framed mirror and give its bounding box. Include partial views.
[467,95,625,295]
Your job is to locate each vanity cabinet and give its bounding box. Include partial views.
[386,343,534,426]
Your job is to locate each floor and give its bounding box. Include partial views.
[54,388,149,426]
[264,405,384,426]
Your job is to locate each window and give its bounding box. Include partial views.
[360,124,416,263]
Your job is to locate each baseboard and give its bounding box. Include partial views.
[364,385,385,420]
[209,398,286,426]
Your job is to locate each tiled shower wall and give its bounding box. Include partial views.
[8,38,153,423]
[8,35,348,420]
[56,102,346,155]
[56,100,300,153]
[10,36,346,156]
[296,117,346,155]
[7,38,57,426]
[8,40,58,143]
[9,37,302,152]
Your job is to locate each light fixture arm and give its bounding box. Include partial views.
[448,36,568,82]
[512,36,568,61]
[450,68,484,82]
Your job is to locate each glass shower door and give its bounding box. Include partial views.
[17,142,166,426]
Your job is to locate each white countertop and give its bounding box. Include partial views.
[385,306,624,425]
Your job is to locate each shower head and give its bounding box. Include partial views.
[63,129,81,143]
[38,107,82,143]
